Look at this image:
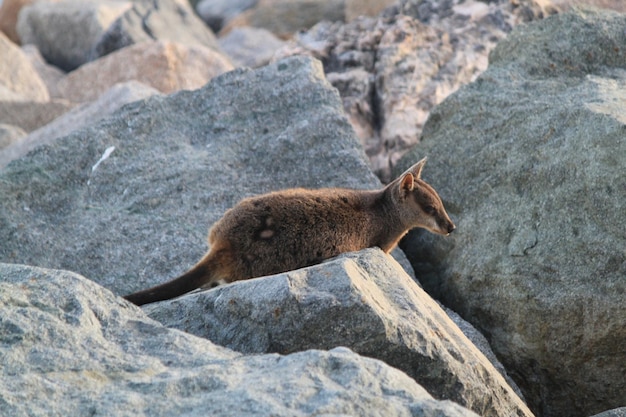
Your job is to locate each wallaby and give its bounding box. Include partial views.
[124,157,455,305]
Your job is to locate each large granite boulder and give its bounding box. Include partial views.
[397,9,626,417]
[0,262,479,417]
[0,56,387,297]
[146,248,532,417]
[16,0,130,71]
[94,0,221,59]
[16,0,221,71]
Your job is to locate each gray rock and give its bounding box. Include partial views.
[222,0,345,39]
[196,0,257,32]
[0,81,161,168]
[396,9,626,417]
[0,262,479,417]
[590,408,626,417]
[16,0,131,71]
[146,248,532,417]
[0,29,48,101]
[0,123,25,149]
[218,26,287,68]
[94,0,220,59]
[0,56,380,297]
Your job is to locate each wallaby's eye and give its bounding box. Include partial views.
[424,205,436,214]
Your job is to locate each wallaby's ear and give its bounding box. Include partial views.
[400,173,414,193]
[411,157,427,179]
[397,157,427,181]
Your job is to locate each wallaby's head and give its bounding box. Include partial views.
[391,157,455,236]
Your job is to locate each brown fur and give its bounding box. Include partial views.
[124,158,455,305]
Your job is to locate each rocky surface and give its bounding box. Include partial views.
[218,26,287,68]
[56,40,233,103]
[16,0,220,71]
[0,54,510,417]
[146,248,532,417]
[396,8,626,417]
[276,0,551,180]
[0,81,161,168]
[1,0,624,416]
[16,0,131,71]
[0,262,479,417]
[0,56,386,296]
[0,123,25,149]
[94,0,221,59]
[590,409,626,417]
[0,30,48,101]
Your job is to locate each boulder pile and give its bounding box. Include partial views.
[0,1,624,417]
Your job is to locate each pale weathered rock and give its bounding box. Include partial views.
[0,262,479,417]
[0,81,161,168]
[276,0,548,181]
[56,40,233,103]
[0,123,26,149]
[0,30,48,101]
[16,0,132,71]
[94,0,221,58]
[0,56,387,297]
[146,248,533,417]
[345,0,396,21]
[222,0,345,39]
[0,0,32,43]
[196,0,258,32]
[21,44,66,99]
[550,0,626,13]
[397,9,626,417]
[0,100,75,132]
[218,26,287,68]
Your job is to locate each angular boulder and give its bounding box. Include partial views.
[0,56,386,297]
[56,40,233,103]
[94,0,220,58]
[146,248,533,417]
[0,262,479,417]
[0,30,48,101]
[397,9,626,417]
[16,0,131,71]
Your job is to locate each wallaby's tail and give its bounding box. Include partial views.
[123,256,215,306]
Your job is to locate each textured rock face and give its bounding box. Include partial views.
[0,262,479,417]
[0,81,161,168]
[16,0,131,71]
[222,0,345,39]
[218,26,287,68]
[146,248,532,417]
[94,0,220,58]
[0,30,48,101]
[56,40,233,103]
[276,0,548,181]
[0,56,384,297]
[397,9,626,417]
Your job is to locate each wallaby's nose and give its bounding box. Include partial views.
[447,223,456,234]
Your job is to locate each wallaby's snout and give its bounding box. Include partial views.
[446,222,456,235]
